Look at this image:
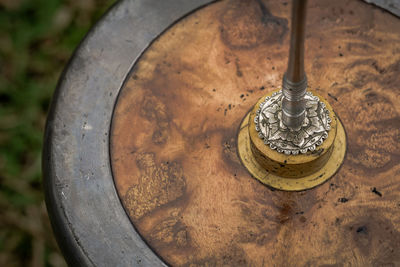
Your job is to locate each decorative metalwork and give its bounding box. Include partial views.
[254,90,331,155]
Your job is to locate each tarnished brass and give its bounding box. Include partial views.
[238,90,346,190]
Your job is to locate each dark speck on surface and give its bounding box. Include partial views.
[371,187,382,197]
[328,93,338,101]
[356,226,367,234]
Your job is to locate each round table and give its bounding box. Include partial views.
[43,0,400,265]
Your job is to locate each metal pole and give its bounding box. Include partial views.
[282,0,308,130]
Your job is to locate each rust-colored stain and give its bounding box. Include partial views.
[110,0,400,266]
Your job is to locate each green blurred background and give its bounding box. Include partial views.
[0,0,114,266]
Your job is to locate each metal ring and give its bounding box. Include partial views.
[282,74,308,101]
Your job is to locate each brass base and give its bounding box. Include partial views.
[238,92,347,191]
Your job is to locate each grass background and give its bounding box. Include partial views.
[0,0,115,265]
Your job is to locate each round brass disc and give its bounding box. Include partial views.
[110,0,400,266]
[238,108,346,191]
[238,89,346,191]
[248,92,338,174]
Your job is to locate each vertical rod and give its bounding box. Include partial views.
[281,0,308,130]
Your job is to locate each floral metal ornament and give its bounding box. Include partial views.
[254,90,331,155]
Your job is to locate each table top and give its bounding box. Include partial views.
[43,0,400,266]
